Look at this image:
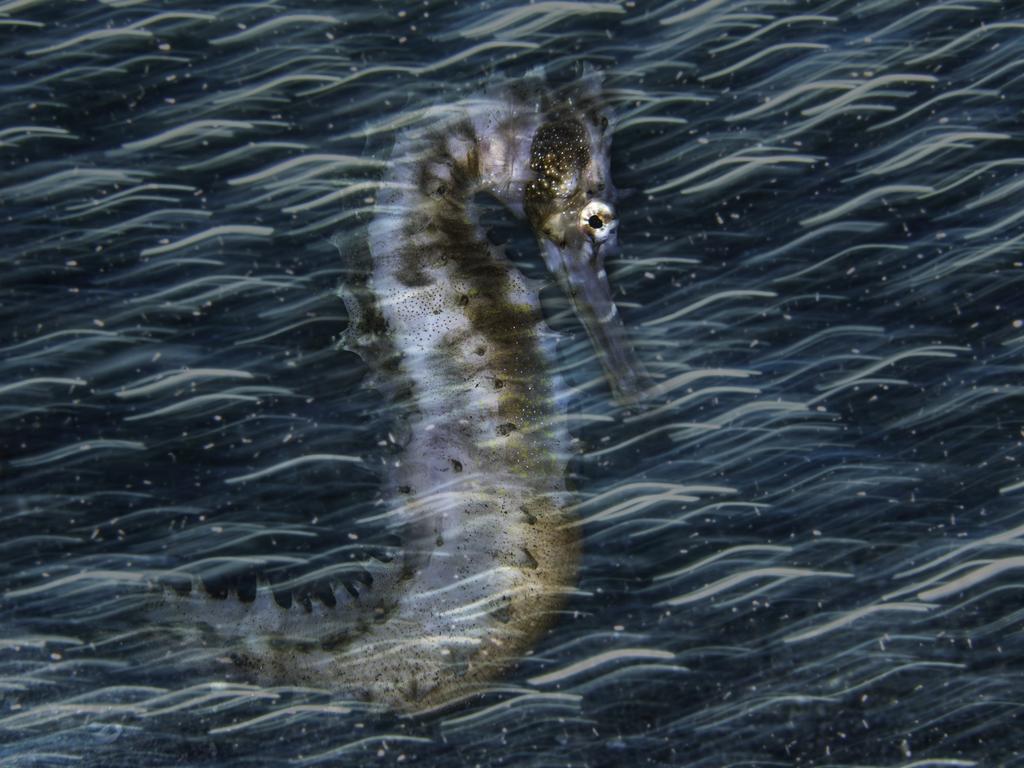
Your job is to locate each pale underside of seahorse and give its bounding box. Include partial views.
[156,73,646,711]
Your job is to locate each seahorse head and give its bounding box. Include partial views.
[524,100,646,401]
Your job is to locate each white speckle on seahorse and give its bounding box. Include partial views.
[155,71,646,711]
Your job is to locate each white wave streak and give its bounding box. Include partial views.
[211,74,348,106]
[962,167,1024,211]
[0,702,143,730]
[181,524,317,555]
[3,168,150,202]
[26,27,152,57]
[357,482,495,525]
[583,421,718,460]
[451,2,623,39]
[921,156,1024,203]
[0,4,45,21]
[293,735,435,766]
[615,115,689,131]
[178,141,306,172]
[629,502,771,539]
[855,131,1010,179]
[807,377,910,406]
[281,182,385,214]
[692,693,838,732]
[658,0,736,26]
[964,204,1024,241]
[227,154,384,185]
[6,569,147,598]
[659,567,853,606]
[234,316,348,345]
[438,693,582,730]
[0,125,75,146]
[784,602,934,643]
[139,225,274,256]
[947,231,1024,273]
[748,221,883,266]
[800,74,938,118]
[120,119,286,152]
[682,154,821,196]
[62,182,197,213]
[671,400,811,439]
[799,184,933,228]
[0,377,86,395]
[626,385,763,425]
[10,440,146,468]
[1000,478,1024,496]
[214,43,538,108]
[643,290,776,327]
[115,368,255,399]
[210,14,340,46]
[645,147,818,195]
[25,10,215,55]
[887,385,1024,433]
[710,14,836,54]
[700,43,829,82]
[224,454,364,485]
[207,704,354,734]
[332,102,482,141]
[573,481,731,511]
[69,208,210,238]
[916,557,1024,602]
[760,323,884,360]
[817,345,967,392]
[576,484,735,526]
[528,648,676,686]
[0,634,82,650]
[126,275,299,308]
[139,683,281,718]
[775,242,909,283]
[907,21,1024,65]
[869,85,1000,132]
[654,544,792,582]
[726,79,859,122]
[123,392,262,421]
[640,368,758,400]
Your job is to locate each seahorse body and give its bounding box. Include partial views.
[158,75,644,710]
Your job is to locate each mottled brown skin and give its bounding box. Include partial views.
[400,119,565,482]
[362,110,588,708]
[410,501,579,711]
[333,84,629,707]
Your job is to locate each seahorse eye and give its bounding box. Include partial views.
[580,200,616,243]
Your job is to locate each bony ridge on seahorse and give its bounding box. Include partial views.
[156,71,646,711]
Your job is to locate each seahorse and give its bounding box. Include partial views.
[157,73,645,711]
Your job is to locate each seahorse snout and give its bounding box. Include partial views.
[540,234,648,403]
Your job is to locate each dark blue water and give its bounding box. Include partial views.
[2,1,1024,765]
